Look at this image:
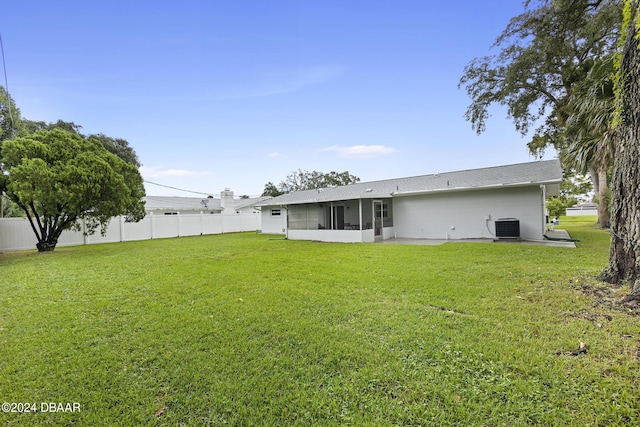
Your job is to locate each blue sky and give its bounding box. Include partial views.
[2,1,555,197]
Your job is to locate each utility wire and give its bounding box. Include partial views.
[0,32,15,135]
[143,180,213,196]
[0,31,11,219]
[143,180,264,199]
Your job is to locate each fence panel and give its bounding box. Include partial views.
[179,214,204,237]
[152,215,179,239]
[85,217,122,245]
[123,217,152,241]
[0,213,261,252]
[0,218,37,251]
[202,215,224,235]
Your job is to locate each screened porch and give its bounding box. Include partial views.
[286,198,394,243]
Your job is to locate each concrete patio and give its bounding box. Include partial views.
[381,229,577,248]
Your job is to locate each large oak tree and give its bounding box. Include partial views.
[459,0,622,226]
[599,0,640,300]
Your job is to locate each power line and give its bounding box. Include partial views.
[0,31,11,220]
[143,180,264,198]
[0,31,15,134]
[143,180,213,196]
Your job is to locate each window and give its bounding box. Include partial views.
[375,204,389,218]
[374,201,393,227]
[271,209,282,217]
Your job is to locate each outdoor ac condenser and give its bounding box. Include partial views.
[495,218,520,239]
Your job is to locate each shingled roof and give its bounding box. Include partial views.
[144,196,220,211]
[144,195,271,211]
[257,159,562,206]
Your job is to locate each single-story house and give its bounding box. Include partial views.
[257,159,562,243]
[145,189,270,215]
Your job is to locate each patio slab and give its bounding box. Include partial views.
[381,229,576,248]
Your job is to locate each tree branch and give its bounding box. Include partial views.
[28,201,46,240]
[9,196,42,242]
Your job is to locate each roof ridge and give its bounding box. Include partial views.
[320,159,559,188]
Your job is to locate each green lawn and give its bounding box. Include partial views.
[1,217,638,426]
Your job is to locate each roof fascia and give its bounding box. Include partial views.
[391,180,562,197]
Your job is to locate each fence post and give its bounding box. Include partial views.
[83,217,89,245]
[177,212,181,237]
[150,212,155,239]
[119,215,125,242]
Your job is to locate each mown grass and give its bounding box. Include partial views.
[1,217,638,426]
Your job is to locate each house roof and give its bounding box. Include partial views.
[144,196,222,211]
[235,196,272,210]
[144,196,271,211]
[257,159,562,206]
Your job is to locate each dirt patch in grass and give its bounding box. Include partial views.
[427,305,472,316]
[565,310,612,323]
[578,281,640,315]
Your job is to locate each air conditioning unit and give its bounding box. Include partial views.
[495,218,520,239]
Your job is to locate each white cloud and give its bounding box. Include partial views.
[140,166,210,178]
[324,145,397,159]
[268,152,282,158]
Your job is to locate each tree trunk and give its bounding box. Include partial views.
[598,3,640,299]
[596,167,610,228]
[36,240,58,252]
[589,165,600,200]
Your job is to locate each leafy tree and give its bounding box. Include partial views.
[459,0,622,227]
[559,169,594,200]
[277,169,360,193]
[1,194,25,217]
[546,168,587,218]
[0,86,22,143]
[459,0,621,147]
[0,129,146,252]
[546,196,578,218]
[262,182,284,197]
[0,86,24,218]
[22,119,83,136]
[560,55,616,227]
[21,119,141,166]
[599,0,640,300]
[87,133,141,167]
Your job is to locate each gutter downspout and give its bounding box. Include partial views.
[282,205,289,239]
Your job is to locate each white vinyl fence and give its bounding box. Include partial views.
[0,213,261,252]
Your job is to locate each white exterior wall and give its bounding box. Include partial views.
[261,208,287,234]
[0,213,261,252]
[288,229,365,243]
[392,186,545,241]
[382,227,396,240]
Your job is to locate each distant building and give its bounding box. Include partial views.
[144,189,270,216]
[566,202,598,216]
